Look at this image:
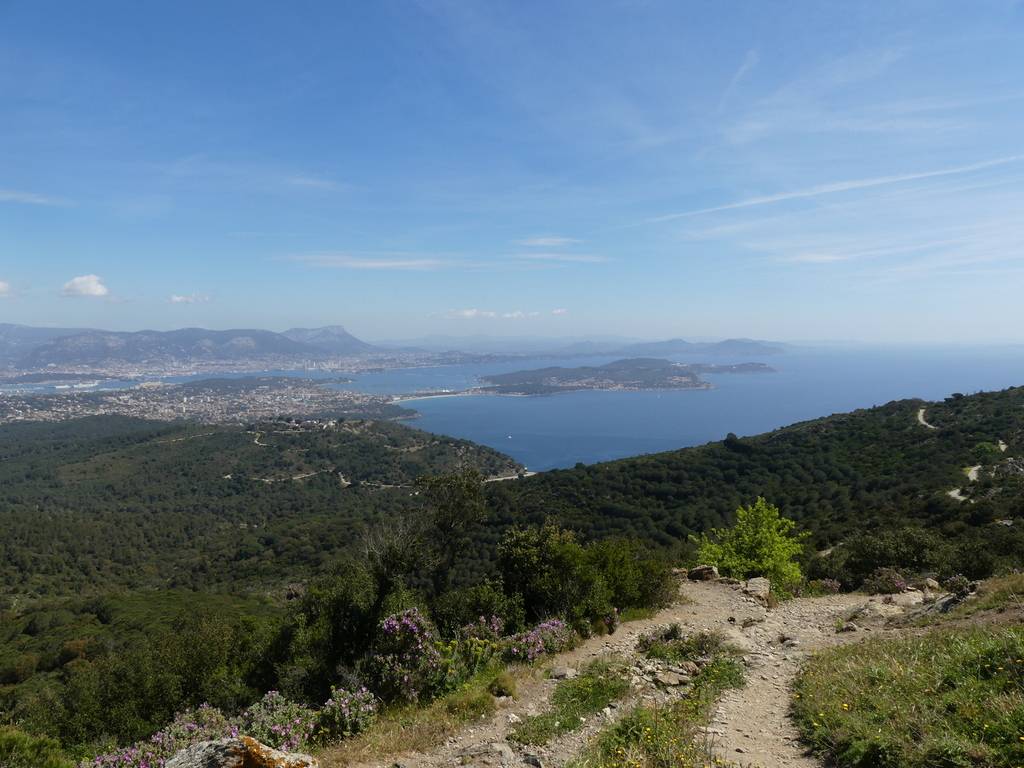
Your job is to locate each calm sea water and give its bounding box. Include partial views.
[384,347,1024,471]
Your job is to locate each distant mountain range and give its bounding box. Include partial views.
[0,323,378,367]
[0,323,784,369]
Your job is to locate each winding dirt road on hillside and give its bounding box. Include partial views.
[327,582,902,768]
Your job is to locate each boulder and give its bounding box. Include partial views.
[743,577,771,603]
[924,577,941,591]
[549,666,577,680]
[458,742,516,767]
[165,737,318,768]
[687,565,719,581]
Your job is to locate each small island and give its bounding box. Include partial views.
[475,357,773,395]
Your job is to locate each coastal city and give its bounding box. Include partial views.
[0,377,408,424]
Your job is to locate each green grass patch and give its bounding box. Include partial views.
[570,653,744,768]
[510,658,630,746]
[793,623,1024,768]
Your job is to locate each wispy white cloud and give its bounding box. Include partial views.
[0,281,11,298]
[515,252,609,263]
[62,274,109,297]
[517,236,582,247]
[168,293,211,304]
[0,188,67,206]
[501,310,540,319]
[551,308,569,315]
[286,175,341,190]
[444,308,550,320]
[291,253,449,270]
[446,308,498,319]
[718,49,759,111]
[650,155,1024,222]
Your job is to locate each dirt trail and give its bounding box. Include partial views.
[917,408,937,429]
[335,581,895,768]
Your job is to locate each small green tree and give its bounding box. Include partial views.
[693,498,808,595]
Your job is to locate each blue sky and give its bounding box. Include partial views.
[2,0,1024,342]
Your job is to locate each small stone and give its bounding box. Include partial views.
[550,666,577,680]
[523,755,544,768]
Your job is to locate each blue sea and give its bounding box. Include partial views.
[8,346,1023,471]
[355,346,1024,471]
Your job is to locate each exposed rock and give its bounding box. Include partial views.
[549,666,577,680]
[655,670,686,686]
[743,577,771,604]
[924,577,941,591]
[523,755,544,768]
[458,742,516,767]
[837,621,859,632]
[888,588,924,608]
[165,737,318,768]
[687,565,719,581]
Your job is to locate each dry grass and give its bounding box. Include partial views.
[953,573,1024,617]
[315,665,536,767]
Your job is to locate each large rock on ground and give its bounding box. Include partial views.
[742,577,771,604]
[165,737,318,768]
[457,741,517,767]
[687,564,719,581]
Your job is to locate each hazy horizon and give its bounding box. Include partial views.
[4,2,1024,343]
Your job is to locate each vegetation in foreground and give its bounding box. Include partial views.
[793,623,1024,768]
[0,468,674,767]
[571,648,745,768]
[510,658,630,745]
[0,727,73,768]
[693,497,808,596]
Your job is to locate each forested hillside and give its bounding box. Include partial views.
[4,388,1023,598]
[489,386,1024,553]
[0,416,518,595]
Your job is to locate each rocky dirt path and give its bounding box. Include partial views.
[338,581,906,768]
[705,589,871,767]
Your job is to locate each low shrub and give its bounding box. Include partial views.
[861,567,907,595]
[487,671,517,698]
[433,583,525,638]
[692,498,809,597]
[941,573,973,598]
[84,704,232,768]
[0,727,73,768]
[317,686,377,741]
[237,690,316,752]
[637,628,726,664]
[503,619,576,663]
[365,608,442,703]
